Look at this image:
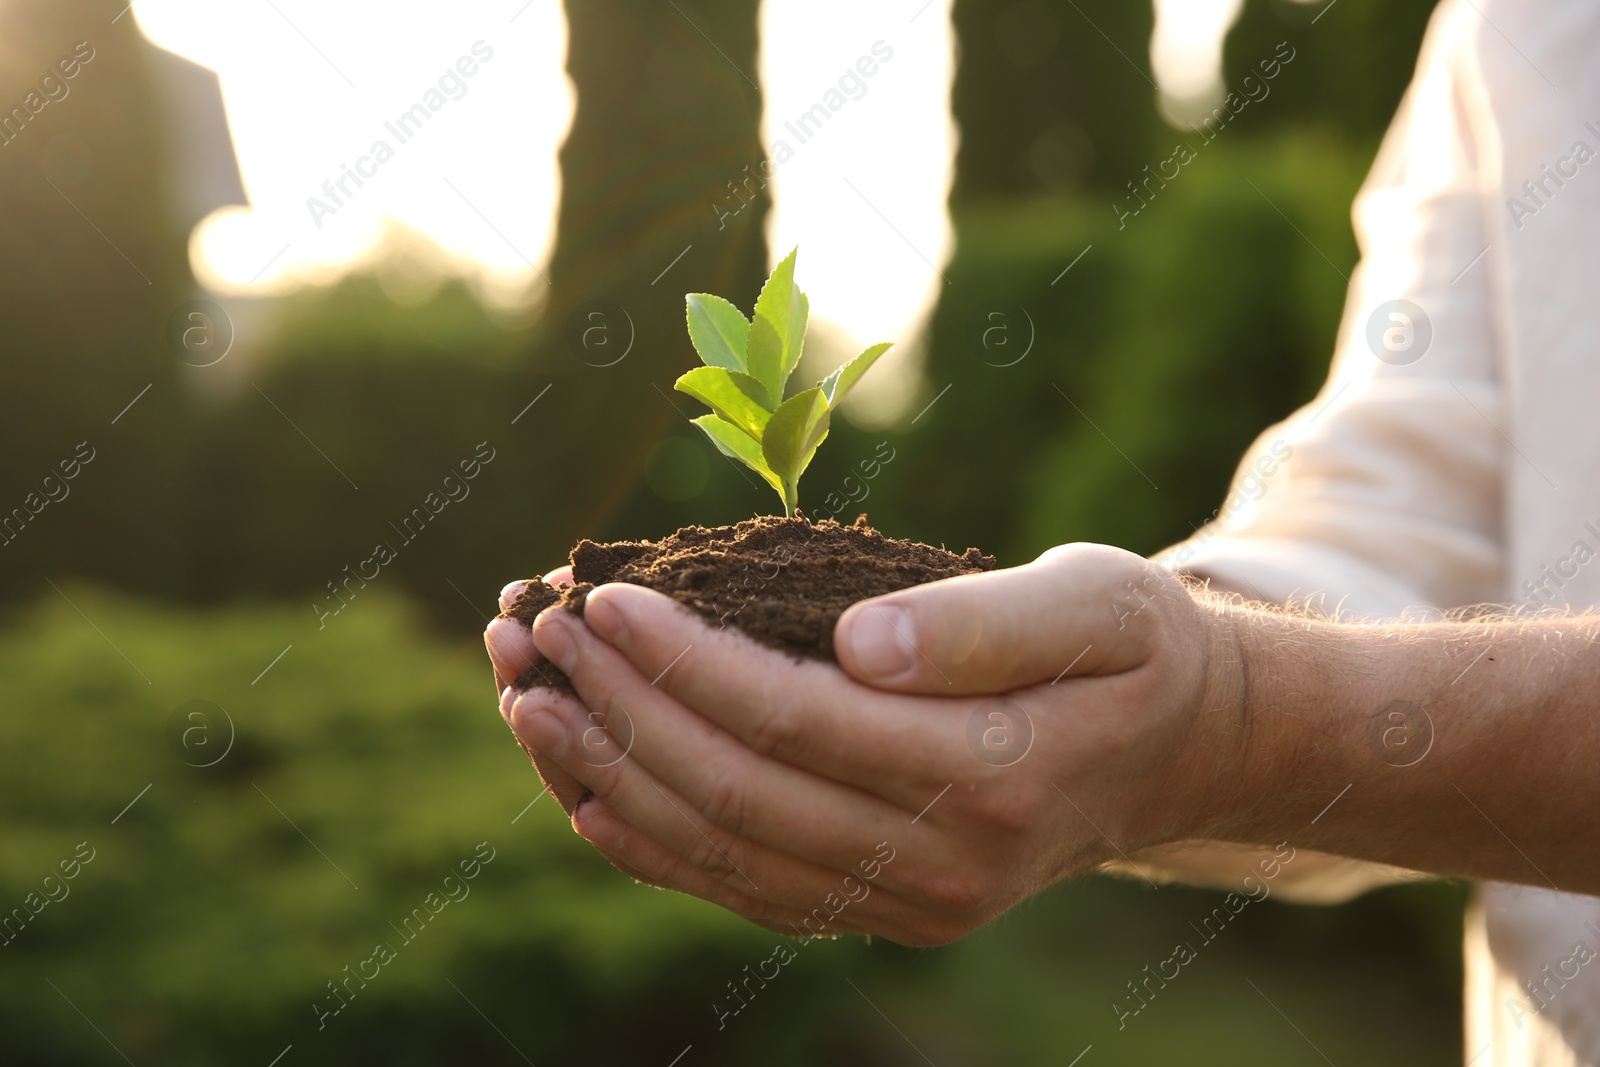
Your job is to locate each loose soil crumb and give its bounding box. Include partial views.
[502,514,993,691]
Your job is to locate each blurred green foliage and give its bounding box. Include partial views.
[0,0,1471,1060]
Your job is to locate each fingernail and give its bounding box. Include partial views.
[514,706,570,757]
[532,612,577,674]
[572,797,618,850]
[847,605,916,680]
[583,587,627,645]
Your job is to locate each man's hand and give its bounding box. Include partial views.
[486,568,589,815]
[487,544,1248,945]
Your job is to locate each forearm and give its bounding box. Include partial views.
[1210,601,1600,893]
[1120,572,1420,902]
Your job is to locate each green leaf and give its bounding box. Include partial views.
[752,247,808,392]
[674,366,772,439]
[745,314,784,405]
[761,387,831,514]
[677,246,894,515]
[819,342,893,409]
[685,294,750,373]
[690,416,785,502]
[780,289,809,383]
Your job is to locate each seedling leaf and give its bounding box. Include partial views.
[685,294,750,373]
[746,314,784,405]
[752,247,808,387]
[820,342,892,409]
[674,366,772,440]
[691,416,786,498]
[678,247,887,515]
[781,289,809,383]
[762,387,830,514]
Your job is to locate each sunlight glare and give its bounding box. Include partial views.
[758,0,955,425]
[1150,0,1244,125]
[129,0,571,308]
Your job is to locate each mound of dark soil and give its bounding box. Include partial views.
[503,514,993,690]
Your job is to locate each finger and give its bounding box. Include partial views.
[509,684,901,917]
[497,568,573,614]
[498,580,531,614]
[485,616,544,691]
[500,685,590,814]
[490,565,579,689]
[833,543,1160,694]
[530,608,906,868]
[564,583,976,805]
[577,797,873,939]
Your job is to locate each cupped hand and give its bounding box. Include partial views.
[492,543,1247,946]
[485,567,584,813]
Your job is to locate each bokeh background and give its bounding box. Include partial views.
[0,0,1464,1062]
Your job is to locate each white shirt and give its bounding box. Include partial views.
[1158,1,1600,1062]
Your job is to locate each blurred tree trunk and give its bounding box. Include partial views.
[0,0,196,600]
[508,0,770,557]
[949,0,1156,204]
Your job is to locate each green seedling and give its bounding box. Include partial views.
[676,247,891,515]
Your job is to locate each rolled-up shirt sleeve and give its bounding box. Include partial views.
[1156,0,1505,619]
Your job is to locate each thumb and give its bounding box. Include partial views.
[832,543,1163,694]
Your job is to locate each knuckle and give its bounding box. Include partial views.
[920,869,990,915]
[574,703,633,767]
[967,781,1041,836]
[747,700,808,764]
[590,834,659,886]
[698,763,752,838]
[559,649,610,705]
[682,825,743,885]
[578,763,621,806]
[638,849,704,896]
